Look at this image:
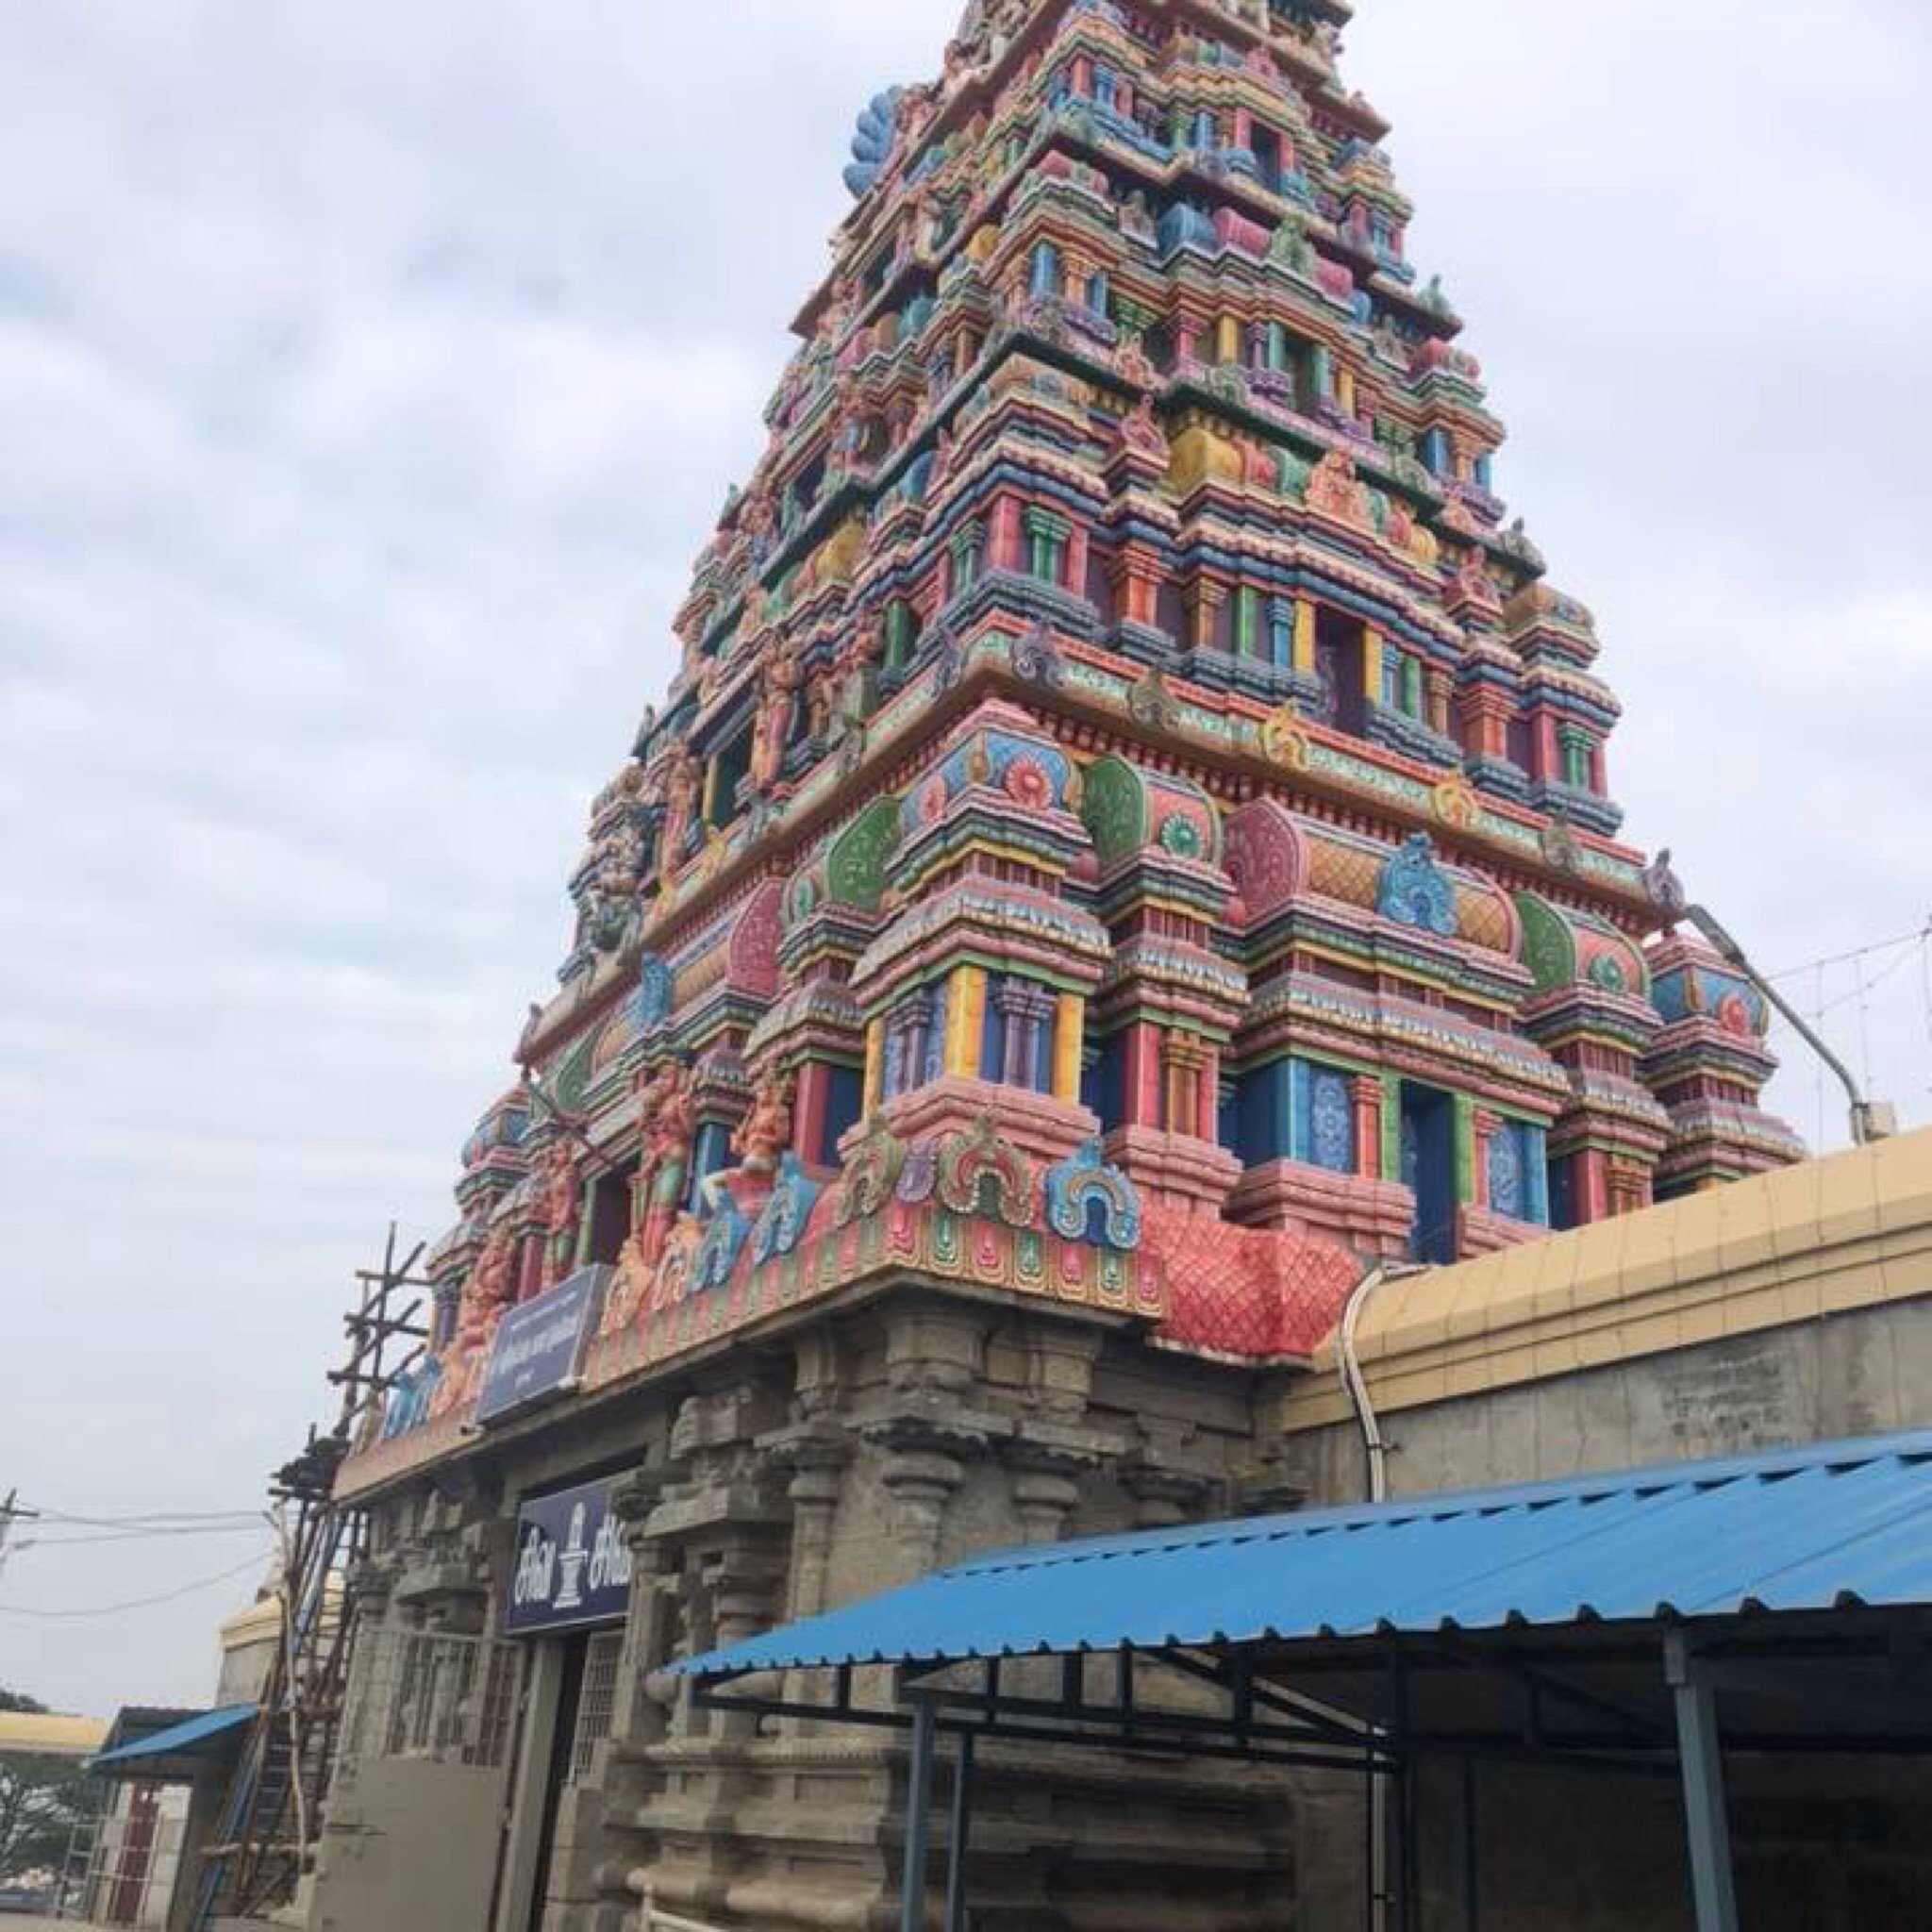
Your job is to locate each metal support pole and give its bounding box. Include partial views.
[1665,1634,1740,1932]
[943,1729,975,1932]
[1362,1736,1377,1932]
[1460,1756,1478,1932]
[901,1697,938,1932]
[1391,1649,1415,1932]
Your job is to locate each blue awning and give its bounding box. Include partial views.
[91,1703,257,1770]
[683,1429,1932,1679]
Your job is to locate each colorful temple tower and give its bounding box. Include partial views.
[390,0,1800,1414]
[329,6,1806,1926]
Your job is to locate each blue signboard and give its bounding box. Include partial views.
[504,1476,633,1635]
[475,1264,612,1427]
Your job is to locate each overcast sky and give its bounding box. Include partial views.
[3,0,1928,1716]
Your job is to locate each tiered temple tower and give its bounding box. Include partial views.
[397,0,1800,1410]
[332,6,1804,1928]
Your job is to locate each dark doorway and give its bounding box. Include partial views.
[1313,607,1367,736]
[584,1158,638,1267]
[525,1633,589,1932]
[1400,1082,1458,1264]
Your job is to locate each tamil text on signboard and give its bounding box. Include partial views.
[475,1264,612,1426]
[503,1475,634,1635]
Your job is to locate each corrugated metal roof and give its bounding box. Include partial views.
[91,1703,256,1769]
[683,1430,1932,1678]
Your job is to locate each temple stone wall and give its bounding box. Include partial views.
[311,1286,1294,1932]
[314,1283,1932,1932]
[1274,1295,1932,1506]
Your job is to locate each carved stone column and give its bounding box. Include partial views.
[1426,668,1454,739]
[1007,1445,1086,1546]
[757,1423,850,1624]
[1351,1074,1384,1179]
[865,1415,981,1582]
[1123,1460,1218,1530]
[1472,1107,1503,1212]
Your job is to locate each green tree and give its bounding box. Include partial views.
[0,1688,93,1882]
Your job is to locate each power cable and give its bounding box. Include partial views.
[21,1523,270,1550]
[1767,924,1931,982]
[29,1507,265,1529]
[0,1548,274,1620]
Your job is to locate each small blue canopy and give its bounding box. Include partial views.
[92,1703,256,1770]
[683,1429,1932,1679]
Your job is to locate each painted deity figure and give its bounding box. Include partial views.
[828,619,881,743]
[806,658,839,743]
[1119,392,1169,459]
[739,489,776,568]
[749,644,804,792]
[432,1224,516,1415]
[731,1069,796,1179]
[632,1060,696,1268]
[540,1141,583,1288]
[657,744,703,887]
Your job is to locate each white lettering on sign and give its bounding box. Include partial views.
[589,1511,632,1593]
[513,1524,557,1608]
[492,1303,587,1377]
[508,1485,633,1624]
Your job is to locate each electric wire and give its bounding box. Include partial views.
[26,1507,265,1529]
[0,1548,274,1620]
[1767,923,1932,982]
[21,1522,270,1550]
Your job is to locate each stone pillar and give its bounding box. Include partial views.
[767,1428,852,1624]
[1108,545,1161,629]
[1008,1449,1083,1547]
[1607,1158,1650,1217]
[1162,1032,1207,1138]
[1457,684,1512,763]
[1427,668,1454,739]
[1196,1047,1222,1144]
[1574,1148,1611,1224]
[1293,597,1317,675]
[1053,992,1085,1104]
[1471,1108,1502,1212]
[1188,575,1226,652]
[867,1418,977,1584]
[1351,1075,1383,1179]
[793,1058,835,1169]
[610,1469,678,1754]
[943,965,988,1077]
[988,494,1024,574]
[1121,1021,1163,1128]
[1124,1461,1217,1530]
[1064,522,1091,596]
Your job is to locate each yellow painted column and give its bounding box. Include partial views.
[1335,365,1357,416]
[1362,626,1384,702]
[1292,598,1317,675]
[1053,994,1086,1103]
[1216,314,1241,364]
[700,756,722,826]
[862,1016,886,1113]
[945,966,988,1076]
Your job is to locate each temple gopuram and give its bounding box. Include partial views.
[317,5,1807,1930]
